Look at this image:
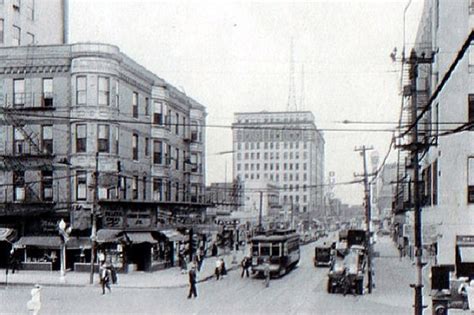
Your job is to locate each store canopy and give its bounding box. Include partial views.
[0,228,17,243]
[459,246,474,263]
[125,232,157,244]
[96,229,124,244]
[67,237,92,249]
[14,236,62,249]
[158,229,185,242]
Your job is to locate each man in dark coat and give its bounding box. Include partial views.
[241,256,251,278]
[187,265,198,298]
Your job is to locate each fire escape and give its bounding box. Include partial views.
[0,47,56,217]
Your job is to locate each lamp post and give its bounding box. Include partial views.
[58,218,72,283]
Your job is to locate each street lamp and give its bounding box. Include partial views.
[58,218,72,283]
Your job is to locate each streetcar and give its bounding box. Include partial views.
[250,229,300,277]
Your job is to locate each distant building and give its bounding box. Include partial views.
[232,111,325,218]
[0,0,68,46]
[374,163,396,222]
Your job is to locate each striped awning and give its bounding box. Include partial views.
[0,228,16,243]
[14,236,62,249]
[96,229,125,243]
[125,232,157,244]
[158,229,185,242]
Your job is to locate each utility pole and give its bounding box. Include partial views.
[90,152,99,284]
[355,145,374,294]
[258,191,263,232]
[406,49,432,315]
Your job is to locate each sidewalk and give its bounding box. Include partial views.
[372,236,471,315]
[0,249,245,289]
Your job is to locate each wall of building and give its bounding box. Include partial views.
[0,0,66,47]
[412,0,474,264]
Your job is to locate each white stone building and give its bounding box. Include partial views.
[232,111,325,217]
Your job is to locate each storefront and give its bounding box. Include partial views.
[13,236,91,271]
[455,235,474,279]
[0,228,16,268]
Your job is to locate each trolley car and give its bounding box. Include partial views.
[250,229,300,277]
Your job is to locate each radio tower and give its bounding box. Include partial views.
[299,64,305,111]
[287,38,297,112]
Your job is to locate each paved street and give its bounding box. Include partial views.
[2,236,457,315]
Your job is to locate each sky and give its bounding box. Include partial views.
[69,0,424,205]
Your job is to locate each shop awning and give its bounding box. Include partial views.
[67,237,92,249]
[0,228,16,243]
[459,246,474,263]
[126,232,157,244]
[14,236,62,249]
[158,229,185,242]
[96,229,124,243]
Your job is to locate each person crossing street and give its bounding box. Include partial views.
[187,265,198,299]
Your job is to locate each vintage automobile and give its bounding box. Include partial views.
[314,243,333,267]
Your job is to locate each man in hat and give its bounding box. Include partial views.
[187,264,198,299]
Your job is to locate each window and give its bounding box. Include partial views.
[98,77,109,105]
[175,182,179,202]
[13,128,25,154]
[154,102,163,125]
[13,79,25,106]
[175,148,179,169]
[175,113,179,134]
[153,140,162,164]
[145,137,149,156]
[145,97,150,116]
[76,76,87,105]
[469,157,474,203]
[153,178,163,201]
[132,92,138,118]
[41,170,53,201]
[115,126,119,154]
[132,133,138,160]
[12,0,20,11]
[469,95,474,129]
[13,171,25,201]
[142,177,147,200]
[26,32,34,45]
[114,80,119,107]
[0,19,4,44]
[76,171,87,200]
[12,25,20,46]
[76,124,87,152]
[42,78,53,107]
[41,125,53,154]
[132,176,138,200]
[26,0,34,20]
[433,160,438,205]
[97,124,109,153]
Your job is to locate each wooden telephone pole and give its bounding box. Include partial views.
[355,145,374,294]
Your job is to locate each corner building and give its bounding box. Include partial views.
[0,43,207,271]
[232,111,325,218]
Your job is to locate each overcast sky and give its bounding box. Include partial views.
[69,0,424,205]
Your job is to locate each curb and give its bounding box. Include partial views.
[0,265,241,290]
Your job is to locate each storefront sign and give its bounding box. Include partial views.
[104,209,124,228]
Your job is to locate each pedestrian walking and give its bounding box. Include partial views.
[196,247,204,271]
[211,243,218,257]
[263,259,270,288]
[241,256,251,278]
[99,263,112,295]
[187,265,198,299]
[220,257,227,278]
[26,284,41,315]
[215,257,222,280]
